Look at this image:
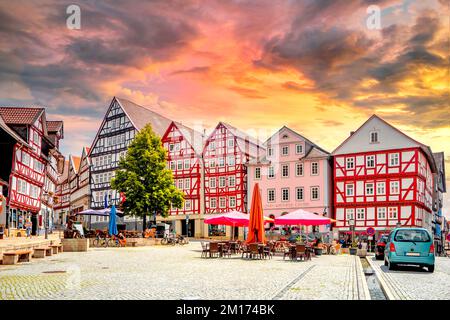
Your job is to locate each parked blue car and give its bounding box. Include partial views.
[384,227,435,273]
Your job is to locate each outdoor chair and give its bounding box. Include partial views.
[209,242,219,258]
[283,245,292,260]
[249,243,262,260]
[222,243,232,258]
[294,244,306,261]
[263,245,272,259]
[201,242,209,258]
[241,244,251,259]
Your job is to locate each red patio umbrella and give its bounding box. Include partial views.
[247,183,265,244]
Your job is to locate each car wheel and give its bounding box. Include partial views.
[428,265,435,273]
[388,260,396,271]
[384,258,388,266]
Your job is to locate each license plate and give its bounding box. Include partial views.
[406,252,420,256]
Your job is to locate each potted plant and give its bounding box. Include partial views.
[349,241,358,255]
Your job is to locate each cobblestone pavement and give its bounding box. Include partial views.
[368,256,450,300]
[0,243,368,300]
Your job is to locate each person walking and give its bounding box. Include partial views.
[25,218,32,239]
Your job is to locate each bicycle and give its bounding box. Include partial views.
[92,234,108,247]
[161,234,176,245]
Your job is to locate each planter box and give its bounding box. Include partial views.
[314,248,323,256]
[349,248,357,255]
[61,238,89,252]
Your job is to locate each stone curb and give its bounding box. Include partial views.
[355,256,371,300]
[366,256,397,300]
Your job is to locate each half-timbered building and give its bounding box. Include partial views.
[70,147,92,224]
[332,115,437,239]
[432,152,446,254]
[54,160,70,227]
[88,97,172,221]
[161,121,204,237]
[0,107,63,235]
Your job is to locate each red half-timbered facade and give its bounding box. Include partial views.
[162,121,204,216]
[203,122,264,214]
[332,115,437,238]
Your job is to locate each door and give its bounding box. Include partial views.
[31,213,38,235]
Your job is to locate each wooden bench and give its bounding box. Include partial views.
[128,240,138,247]
[2,250,33,265]
[50,244,63,254]
[33,247,52,258]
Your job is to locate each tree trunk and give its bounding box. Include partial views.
[142,214,147,233]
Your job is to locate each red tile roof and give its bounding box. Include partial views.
[47,120,63,132]
[0,107,44,125]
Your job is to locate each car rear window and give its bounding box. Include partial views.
[394,229,430,242]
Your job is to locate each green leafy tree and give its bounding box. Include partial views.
[111,124,184,231]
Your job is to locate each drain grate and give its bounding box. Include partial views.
[42,270,67,274]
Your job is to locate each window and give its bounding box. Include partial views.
[366,155,375,168]
[296,144,303,154]
[388,207,398,219]
[346,184,354,196]
[394,229,430,242]
[177,160,183,170]
[346,158,354,169]
[377,207,386,219]
[268,148,273,156]
[390,153,399,166]
[210,177,216,188]
[390,181,399,194]
[311,162,319,175]
[229,176,236,187]
[370,131,379,143]
[255,167,261,179]
[377,182,385,195]
[184,159,190,169]
[282,164,289,177]
[210,198,217,208]
[227,156,235,166]
[366,183,374,195]
[296,187,304,201]
[184,178,190,189]
[281,145,289,156]
[227,139,234,148]
[311,186,319,200]
[178,180,183,190]
[17,179,27,194]
[209,159,216,168]
[33,131,39,144]
[219,177,226,188]
[268,166,275,178]
[185,200,191,210]
[208,141,215,150]
[170,161,175,171]
[296,163,304,176]
[229,197,236,207]
[268,189,275,202]
[356,208,365,220]
[281,188,289,201]
[22,152,30,166]
[346,209,354,221]
[30,185,39,199]
[219,197,226,208]
[218,158,225,167]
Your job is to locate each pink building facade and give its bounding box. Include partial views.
[247,127,333,229]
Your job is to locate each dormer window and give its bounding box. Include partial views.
[370,131,379,143]
[282,134,288,139]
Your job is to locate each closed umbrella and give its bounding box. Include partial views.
[108,205,118,236]
[247,183,265,244]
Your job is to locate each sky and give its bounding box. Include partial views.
[0,0,449,215]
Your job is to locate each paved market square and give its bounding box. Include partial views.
[0,242,369,300]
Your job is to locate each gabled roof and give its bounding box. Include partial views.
[47,120,63,133]
[69,155,81,174]
[167,121,205,156]
[80,146,92,168]
[301,146,330,160]
[0,115,30,147]
[220,122,262,147]
[0,107,44,125]
[116,97,172,136]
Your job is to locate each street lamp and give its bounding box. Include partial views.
[348,218,355,245]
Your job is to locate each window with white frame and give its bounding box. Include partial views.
[229,176,235,187]
[178,180,183,190]
[268,166,275,178]
[184,178,190,189]
[282,164,289,177]
[209,141,215,150]
[170,161,175,171]
[311,162,319,175]
[30,185,39,199]
[296,187,304,201]
[184,159,190,169]
[296,163,304,176]
[22,152,30,166]
[219,177,226,188]
[169,143,174,152]
[229,196,236,207]
[377,182,385,195]
[227,156,235,166]
[346,209,354,221]
[255,167,261,179]
[227,139,234,148]
[296,144,303,154]
[366,155,375,168]
[377,207,386,219]
[281,145,289,156]
[210,198,217,208]
[311,186,319,200]
[209,159,216,168]
[346,157,354,169]
[390,181,399,194]
[210,177,216,188]
[17,178,27,194]
[388,207,398,219]
[268,189,275,202]
[356,208,365,220]
[185,200,191,210]
[281,188,289,201]
[366,183,374,195]
[346,184,354,196]
[218,158,225,167]
[175,143,181,151]
[219,197,226,208]
[370,131,379,143]
[177,160,183,170]
[389,153,399,166]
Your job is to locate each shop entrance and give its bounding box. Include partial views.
[181,219,195,237]
[31,213,38,236]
